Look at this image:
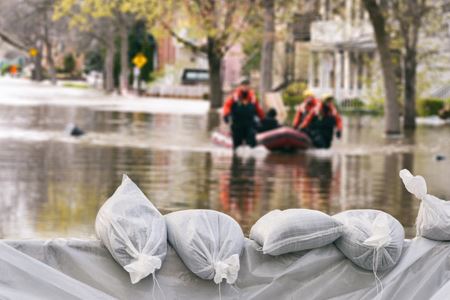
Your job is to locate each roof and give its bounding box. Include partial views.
[310,39,376,51]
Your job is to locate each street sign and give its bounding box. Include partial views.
[28,48,38,57]
[132,53,147,69]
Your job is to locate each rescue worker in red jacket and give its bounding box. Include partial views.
[300,93,343,148]
[223,78,265,149]
[292,90,320,130]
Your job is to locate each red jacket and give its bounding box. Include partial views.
[300,101,343,130]
[292,97,320,129]
[223,87,265,120]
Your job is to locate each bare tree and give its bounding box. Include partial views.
[393,0,430,130]
[158,0,256,108]
[259,0,275,107]
[0,0,66,84]
[84,19,117,93]
[362,0,401,134]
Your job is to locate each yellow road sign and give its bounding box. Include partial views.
[132,53,147,69]
[28,48,38,57]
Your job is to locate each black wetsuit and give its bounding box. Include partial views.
[318,114,336,149]
[231,101,258,149]
[303,106,336,149]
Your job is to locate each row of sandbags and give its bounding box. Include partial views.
[94,169,450,286]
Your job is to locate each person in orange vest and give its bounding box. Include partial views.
[300,93,343,148]
[223,78,265,149]
[292,90,320,130]
[9,65,18,77]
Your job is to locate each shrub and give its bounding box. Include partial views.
[339,98,365,109]
[416,98,446,117]
[282,82,307,108]
[63,53,76,74]
[1,64,11,75]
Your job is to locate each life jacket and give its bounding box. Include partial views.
[293,97,320,129]
[222,87,265,121]
[301,101,343,130]
[319,102,343,130]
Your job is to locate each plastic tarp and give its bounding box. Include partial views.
[1,237,450,300]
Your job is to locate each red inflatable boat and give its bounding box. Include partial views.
[257,127,312,151]
[212,127,312,151]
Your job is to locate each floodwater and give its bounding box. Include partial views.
[1,80,450,239]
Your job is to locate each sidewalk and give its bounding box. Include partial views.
[0,77,210,115]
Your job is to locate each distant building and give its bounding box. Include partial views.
[309,0,375,101]
[272,0,450,102]
[0,41,26,72]
[152,32,244,97]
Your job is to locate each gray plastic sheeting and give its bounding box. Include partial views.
[1,237,450,300]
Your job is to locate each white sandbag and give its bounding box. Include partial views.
[165,209,244,284]
[400,169,450,240]
[333,209,405,271]
[95,174,167,284]
[249,209,344,255]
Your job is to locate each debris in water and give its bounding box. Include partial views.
[435,155,446,161]
[65,123,84,137]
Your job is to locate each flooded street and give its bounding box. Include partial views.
[1,79,450,239]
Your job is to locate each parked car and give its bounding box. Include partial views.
[181,69,209,85]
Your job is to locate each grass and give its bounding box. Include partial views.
[62,82,89,89]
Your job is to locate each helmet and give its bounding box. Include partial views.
[303,89,314,98]
[322,93,334,101]
[239,77,250,86]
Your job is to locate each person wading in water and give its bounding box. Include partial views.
[222,78,265,150]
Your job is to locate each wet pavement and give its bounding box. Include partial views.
[1,78,450,238]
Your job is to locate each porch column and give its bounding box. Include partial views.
[343,50,350,98]
[308,52,314,88]
[335,51,342,98]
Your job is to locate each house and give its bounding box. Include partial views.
[0,41,26,74]
[152,30,245,98]
[277,0,450,103]
[308,0,375,101]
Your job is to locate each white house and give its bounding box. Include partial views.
[308,0,375,101]
[307,0,450,102]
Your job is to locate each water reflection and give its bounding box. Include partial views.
[0,103,449,239]
[219,155,258,232]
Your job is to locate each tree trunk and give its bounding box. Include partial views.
[259,0,275,108]
[104,41,115,93]
[403,48,417,129]
[283,22,295,85]
[33,44,44,81]
[207,37,223,109]
[45,41,57,85]
[362,0,401,134]
[43,12,56,85]
[119,26,129,94]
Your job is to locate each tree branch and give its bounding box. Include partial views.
[222,1,254,53]
[0,31,27,51]
[160,20,206,53]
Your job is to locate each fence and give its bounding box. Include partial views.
[147,84,209,99]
